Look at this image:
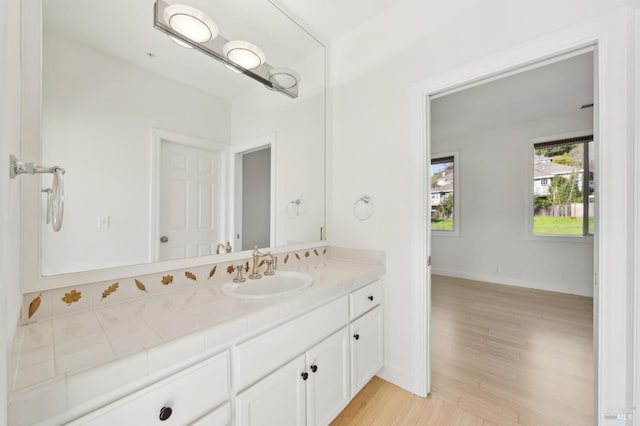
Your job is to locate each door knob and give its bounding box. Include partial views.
[160,236,169,243]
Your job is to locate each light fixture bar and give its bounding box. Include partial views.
[153,0,299,99]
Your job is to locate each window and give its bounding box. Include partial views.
[430,153,458,234]
[532,135,594,236]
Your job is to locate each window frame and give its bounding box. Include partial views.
[430,151,460,237]
[527,131,594,242]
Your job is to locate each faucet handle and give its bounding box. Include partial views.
[264,259,275,276]
[233,264,246,283]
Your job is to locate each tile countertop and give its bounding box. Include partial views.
[9,249,384,425]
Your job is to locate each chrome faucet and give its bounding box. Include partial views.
[249,246,276,279]
[216,241,233,255]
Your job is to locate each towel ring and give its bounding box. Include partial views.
[353,195,373,221]
[286,199,305,219]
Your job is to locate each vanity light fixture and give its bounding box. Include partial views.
[153,0,300,98]
[268,68,301,90]
[163,5,218,45]
[223,41,266,70]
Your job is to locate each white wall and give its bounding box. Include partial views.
[231,48,325,247]
[327,0,631,407]
[1,0,23,422]
[431,110,594,296]
[41,33,231,275]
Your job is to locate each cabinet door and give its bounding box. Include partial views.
[350,306,383,397]
[236,355,307,426]
[306,328,350,426]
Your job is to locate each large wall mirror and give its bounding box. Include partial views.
[21,0,325,291]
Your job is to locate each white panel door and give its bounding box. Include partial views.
[350,306,383,397]
[236,355,307,426]
[159,141,220,261]
[306,328,350,426]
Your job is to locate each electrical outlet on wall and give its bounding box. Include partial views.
[97,215,110,229]
[496,265,501,273]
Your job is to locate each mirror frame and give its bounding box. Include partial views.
[20,0,327,292]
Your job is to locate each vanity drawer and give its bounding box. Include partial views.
[190,402,231,426]
[350,280,382,320]
[68,351,230,425]
[235,296,348,391]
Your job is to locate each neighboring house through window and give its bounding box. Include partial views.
[532,135,594,236]
[431,153,458,235]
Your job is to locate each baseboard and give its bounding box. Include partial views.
[431,268,593,297]
[377,364,425,397]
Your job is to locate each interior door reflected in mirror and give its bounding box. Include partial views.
[38,0,325,277]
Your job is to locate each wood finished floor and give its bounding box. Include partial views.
[331,275,593,425]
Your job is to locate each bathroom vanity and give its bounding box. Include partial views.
[9,247,384,425]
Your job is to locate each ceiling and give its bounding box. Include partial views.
[276,0,401,42]
[44,0,323,101]
[431,52,594,141]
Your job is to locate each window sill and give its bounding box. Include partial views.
[432,230,460,238]
[526,233,594,244]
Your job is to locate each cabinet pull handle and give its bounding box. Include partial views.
[301,372,309,381]
[159,406,173,421]
[310,364,318,373]
[353,333,360,340]
[368,295,374,301]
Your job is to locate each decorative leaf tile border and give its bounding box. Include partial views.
[20,246,329,324]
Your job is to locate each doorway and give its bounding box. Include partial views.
[150,129,227,262]
[425,49,598,422]
[240,146,271,250]
[230,134,277,252]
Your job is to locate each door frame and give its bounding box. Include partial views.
[411,10,633,423]
[149,128,228,262]
[228,133,277,251]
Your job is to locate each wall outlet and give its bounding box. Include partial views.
[97,215,110,228]
[496,265,501,273]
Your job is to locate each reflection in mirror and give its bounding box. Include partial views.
[39,0,325,276]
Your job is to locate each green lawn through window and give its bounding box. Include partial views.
[431,218,453,231]
[431,216,594,235]
[534,216,595,236]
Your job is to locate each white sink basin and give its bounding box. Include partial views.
[222,271,313,300]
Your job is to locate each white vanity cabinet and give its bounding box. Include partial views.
[67,351,230,426]
[305,327,350,426]
[349,280,383,397]
[236,328,349,426]
[43,278,384,426]
[191,402,231,426]
[235,354,307,426]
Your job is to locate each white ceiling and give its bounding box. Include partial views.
[44,0,323,101]
[276,0,401,42]
[431,52,594,141]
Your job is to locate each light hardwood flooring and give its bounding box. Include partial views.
[331,275,593,425]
